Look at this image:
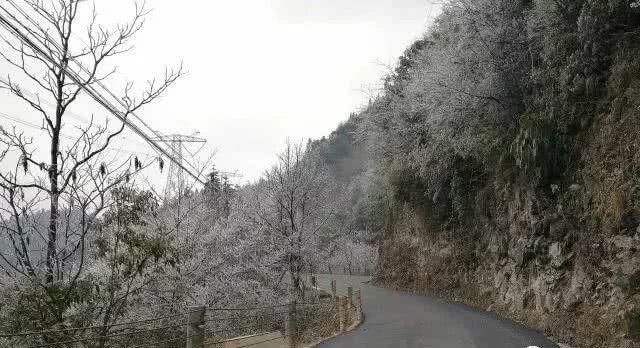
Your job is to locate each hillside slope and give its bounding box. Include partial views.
[342,1,640,347]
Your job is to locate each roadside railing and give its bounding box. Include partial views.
[297,276,363,346]
[0,280,363,348]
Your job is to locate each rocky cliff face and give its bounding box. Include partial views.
[377,202,640,348]
[376,86,640,348]
[361,2,640,347]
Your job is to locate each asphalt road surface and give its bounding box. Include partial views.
[314,274,559,348]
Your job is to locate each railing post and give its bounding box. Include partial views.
[355,289,362,321]
[186,306,205,348]
[347,287,353,310]
[331,279,336,300]
[286,300,298,348]
[310,275,318,302]
[337,296,345,331]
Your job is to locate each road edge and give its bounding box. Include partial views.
[303,310,365,348]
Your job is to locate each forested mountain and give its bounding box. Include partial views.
[321,1,640,347]
[307,114,384,244]
[1,0,640,347]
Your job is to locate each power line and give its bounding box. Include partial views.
[4,0,207,180]
[0,77,152,151]
[0,111,154,157]
[0,111,52,134]
[0,74,150,150]
[0,3,205,184]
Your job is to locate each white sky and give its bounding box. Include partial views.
[0,0,440,187]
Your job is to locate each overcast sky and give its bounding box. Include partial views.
[0,0,440,185]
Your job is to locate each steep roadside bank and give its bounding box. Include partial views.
[376,196,640,348]
[358,2,640,347]
[307,2,640,347]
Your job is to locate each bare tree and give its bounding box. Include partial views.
[0,0,181,337]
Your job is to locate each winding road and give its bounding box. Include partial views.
[314,274,559,348]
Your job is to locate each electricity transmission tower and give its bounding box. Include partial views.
[151,133,207,199]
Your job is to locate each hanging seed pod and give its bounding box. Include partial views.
[134,156,140,170]
[71,170,77,183]
[99,163,106,177]
[158,157,164,173]
[21,155,28,174]
[125,172,130,183]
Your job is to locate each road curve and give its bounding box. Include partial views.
[315,274,558,348]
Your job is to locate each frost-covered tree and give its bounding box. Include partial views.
[0,0,180,341]
[362,0,531,227]
[244,142,335,300]
[88,186,177,348]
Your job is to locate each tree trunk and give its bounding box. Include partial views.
[289,254,303,300]
[46,129,60,284]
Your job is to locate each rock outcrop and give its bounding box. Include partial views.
[375,83,640,347]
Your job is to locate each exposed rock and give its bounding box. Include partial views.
[549,219,573,240]
[621,210,640,232]
[611,96,628,122]
[377,203,640,348]
[548,242,565,268]
[626,309,640,340]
